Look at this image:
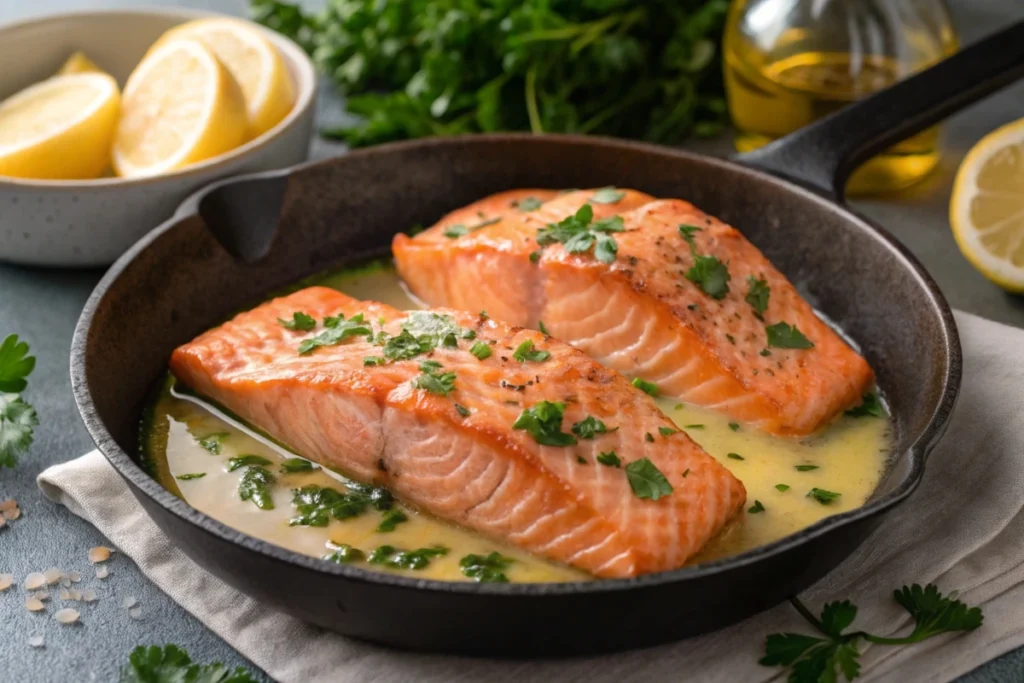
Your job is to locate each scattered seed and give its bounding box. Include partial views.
[0,574,12,591]
[88,547,112,564]
[82,589,97,602]
[95,567,109,580]
[2,507,20,521]
[43,568,62,585]
[68,571,81,583]
[25,597,44,612]
[23,573,45,591]
[54,608,80,624]
[59,589,71,600]
[59,577,71,588]
[28,634,44,648]
[0,498,16,513]
[129,607,143,620]
[121,596,137,609]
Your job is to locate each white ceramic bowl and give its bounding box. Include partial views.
[0,8,317,267]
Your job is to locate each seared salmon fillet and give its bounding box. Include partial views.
[394,189,873,435]
[170,286,745,577]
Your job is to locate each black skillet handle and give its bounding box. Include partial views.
[736,20,1024,201]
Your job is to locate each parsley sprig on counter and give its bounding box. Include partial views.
[252,0,730,147]
[0,334,37,469]
[761,584,983,683]
[121,644,258,683]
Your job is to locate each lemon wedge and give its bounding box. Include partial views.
[0,73,120,180]
[950,118,1024,292]
[113,38,247,178]
[57,51,103,76]
[155,18,295,139]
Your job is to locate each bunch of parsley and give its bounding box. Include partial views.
[0,334,37,470]
[252,0,729,146]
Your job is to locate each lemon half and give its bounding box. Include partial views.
[113,38,247,178]
[0,73,120,180]
[951,119,1024,292]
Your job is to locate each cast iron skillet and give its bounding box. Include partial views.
[72,22,1024,656]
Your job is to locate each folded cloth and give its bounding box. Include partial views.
[38,310,1024,683]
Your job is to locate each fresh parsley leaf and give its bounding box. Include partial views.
[845,392,882,418]
[625,457,673,500]
[678,224,702,246]
[413,361,457,396]
[323,543,365,564]
[0,393,37,469]
[596,451,621,468]
[298,313,371,354]
[658,426,677,436]
[368,545,449,571]
[766,322,814,349]
[443,224,469,238]
[402,311,465,349]
[0,334,35,393]
[536,205,622,264]
[278,311,316,331]
[460,551,514,583]
[571,416,609,439]
[382,329,429,360]
[363,356,385,366]
[377,509,409,532]
[748,500,765,514]
[775,484,790,492]
[745,276,770,316]
[795,464,819,472]
[807,488,841,504]
[514,196,543,211]
[280,458,316,474]
[686,253,731,299]
[591,186,625,204]
[226,454,272,472]
[176,473,206,481]
[120,644,258,683]
[289,482,393,526]
[538,320,550,335]
[684,424,705,429]
[892,583,984,640]
[727,452,744,460]
[455,404,471,417]
[513,401,577,446]
[238,466,275,510]
[197,432,229,455]
[468,341,492,360]
[512,339,550,362]
[631,377,659,396]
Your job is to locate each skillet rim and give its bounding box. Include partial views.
[70,132,962,596]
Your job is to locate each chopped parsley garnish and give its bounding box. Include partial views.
[658,426,677,436]
[727,453,744,460]
[591,186,625,204]
[323,543,365,564]
[363,356,385,366]
[529,251,541,263]
[460,551,514,583]
[0,334,37,470]
[298,313,372,354]
[289,482,393,526]
[382,329,427,360]
[625,457,673,500]
[775,484,790,492]
[512,401,577,446]
[455,404,471,417]
[645,432,655,443]
[745,276,770,316]
[479,311,489,319]
[596,451,621,468]
[679,224,730,299]
[748,500,765,514]
[572,416,610,439]
[238,465,275,510]
[536,204,624,264]
[515,196,543,211]
[121,644,258,683]
[401,311,465,349]
[538,320,550,335]
[512,339,550,362]
[279,458,316,474]
[795,464,819,472]
[845,392,882,418]
[761,584,982,683]
[176,473,206,481]
[368,545,449,570]
[226,454,272,472]
[684,424,705,429]
[413,361,457,396]
[465,341,490,360]
[278,311,316,331]
[197,432,229,455]
[442,216,501,239]
[631,377,659,396]
[729,422,740,432]
[807,488,841,504]
[377,509,409,532]
[766,322,814,349]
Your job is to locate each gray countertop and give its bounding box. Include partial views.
[1,1,1023,681]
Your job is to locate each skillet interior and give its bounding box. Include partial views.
[71,134,960,654]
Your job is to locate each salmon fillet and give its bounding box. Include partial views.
[394,189,873,435]
[170,286,746,578]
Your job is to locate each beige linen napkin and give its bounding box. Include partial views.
[38,310,1024,683]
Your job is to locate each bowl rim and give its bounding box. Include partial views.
[71,133,962,596]
[0,6,317,190]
